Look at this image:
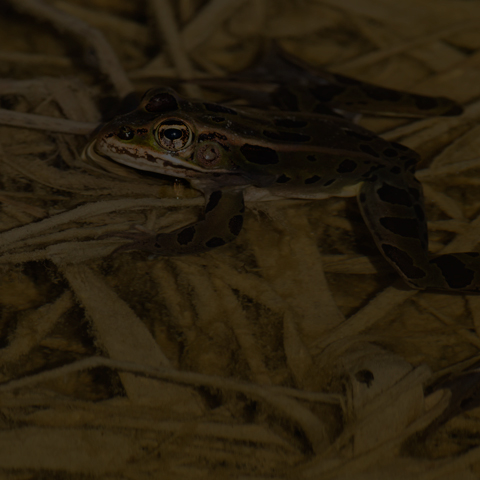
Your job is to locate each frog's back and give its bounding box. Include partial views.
[177,95,420,194]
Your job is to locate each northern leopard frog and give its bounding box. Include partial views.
[84,53,480,293]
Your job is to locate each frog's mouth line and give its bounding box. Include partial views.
[84,138,233,178]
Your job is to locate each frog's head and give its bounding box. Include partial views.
[85,88,239,180]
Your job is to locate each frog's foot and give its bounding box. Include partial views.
[102,189,246,256]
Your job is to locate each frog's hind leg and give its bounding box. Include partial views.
[316,73,463,118]
[357,170,480,293]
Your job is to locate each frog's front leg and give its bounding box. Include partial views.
[114,188,245,256]
[358,168,480,293]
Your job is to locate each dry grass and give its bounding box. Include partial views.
[1,0,480,478]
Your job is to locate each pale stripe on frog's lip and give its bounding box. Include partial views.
[89,137,232,178]
[85,138,362,201]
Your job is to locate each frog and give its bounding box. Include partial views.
[83,54,480,293]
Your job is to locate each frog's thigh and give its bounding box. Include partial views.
[357,174,432,288]
[155,188,245,255]
[358,176,480,292]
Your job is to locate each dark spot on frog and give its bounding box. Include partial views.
[273,118,308,129]
[262,130,310,142]
[205,237,227,248]
[198,132,228,143]
[276,174,291,183]
[209,116,226,123]
[336,159,357,173]
[117,126,135,140]
[343,129,373,142]
[145,93,179,113]
[383,148,399,157]
[205,191,222,214]
[354,369,374,387]
[177,226,196,245]
[305,175,321,184]
[229,215,243,236]
[408,187,420,202]
[381,244,426,280]
[431,255,475,289]
[414,96,438,110]
[364,87,403,102]
[203,103,238,115]
[377,183,412,207]
[307,155,317,162]
[323,179,335,186]
[390,166,402,174]
[240,144,279,165]
[359,144,380,158]
[309,85,346,102]
[380,217,419,238]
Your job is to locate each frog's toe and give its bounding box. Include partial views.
[100,229,157,254]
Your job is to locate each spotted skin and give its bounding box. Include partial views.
[84,64,480,293]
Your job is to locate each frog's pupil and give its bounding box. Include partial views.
[164,128,182,140]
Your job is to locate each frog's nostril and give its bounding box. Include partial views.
[117,126,135,140]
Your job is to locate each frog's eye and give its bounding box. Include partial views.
[155,119,193,151]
